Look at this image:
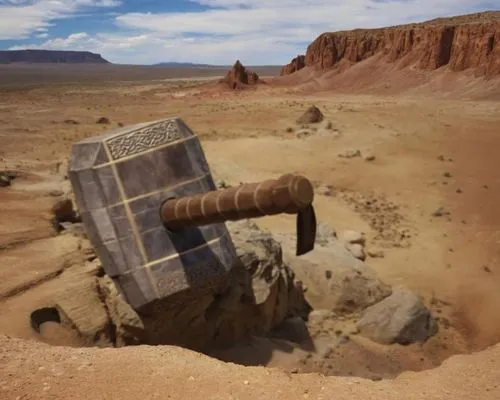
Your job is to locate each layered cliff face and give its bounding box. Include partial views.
[0,50,109,64]
[281,11,500,77]
[280,55,305,76]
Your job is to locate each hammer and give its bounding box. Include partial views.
[68,118,316,309]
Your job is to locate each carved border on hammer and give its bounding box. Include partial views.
[106,120,181,160]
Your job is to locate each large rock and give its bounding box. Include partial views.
[356,287,438,345]
[221,60,261,90]
[296,105,324,124]
[94,220,310,351]
[273,231,391,314]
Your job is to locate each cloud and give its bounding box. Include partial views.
[6,0,497,64]
[0,0,121,40]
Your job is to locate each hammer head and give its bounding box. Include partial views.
[68,118,238,310]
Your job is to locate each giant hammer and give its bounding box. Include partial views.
[68,118,317,310]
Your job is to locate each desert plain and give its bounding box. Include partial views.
[1,13,500,399]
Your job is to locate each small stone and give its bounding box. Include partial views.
[456,188,463,194]
[432,207,449,217]
[316,184,333,196]
[64,119,79,125]
[364,154,376,162]
[48,190,65,197]
[338,149,361,159]
[483,265,492,273]
[295,129,312,139]
[243,380,249,385]
[346,243,366,261]
[367,249,385,259]
[325,270,332,279]
[0,173,11,187]
[96,117,111,125]
[342,230,366,246]
[443,172,452,178]
[215,179,228,189]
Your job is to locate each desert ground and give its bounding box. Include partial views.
[0,63,499,398]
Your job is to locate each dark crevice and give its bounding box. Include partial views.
[30,307,61,333]
[95,277,118,347]
[437,27,456,67]
[487,35,495,55]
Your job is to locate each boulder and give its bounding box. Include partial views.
[356,287,438,345]
[273,232,391,314]
[296,106,324,124]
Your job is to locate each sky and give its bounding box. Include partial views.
[0,0,498,65]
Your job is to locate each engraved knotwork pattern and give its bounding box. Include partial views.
[106,121,181,160]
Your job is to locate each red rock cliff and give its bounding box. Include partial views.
[282,11,500,77]
[280,55,305,76]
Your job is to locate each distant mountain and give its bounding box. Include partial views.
[0,50,109,64]
[152,62,227,68]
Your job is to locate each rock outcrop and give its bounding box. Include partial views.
[58,220,310,350]
[0,50,109,64]
[281,11,500,77]
[296,105,324,124]
[280,55,306,75]
[220,60,262,89]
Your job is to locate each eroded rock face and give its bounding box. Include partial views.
[280,55,306,75]
[221,60,261,90]
[94,220,310,351]
[281,12,500,77]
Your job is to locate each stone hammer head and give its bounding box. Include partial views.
[68,118,238,310]
[69,118,317,311]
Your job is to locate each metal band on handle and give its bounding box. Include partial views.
[160,174,314,230]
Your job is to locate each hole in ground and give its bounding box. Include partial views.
[30,307,60,332]
[30,307,84,347]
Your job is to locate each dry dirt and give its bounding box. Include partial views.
[0,65,499,398]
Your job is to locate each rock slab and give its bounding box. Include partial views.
[356,287,438,345]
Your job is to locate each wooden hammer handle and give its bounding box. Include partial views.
[160,174,314,230]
